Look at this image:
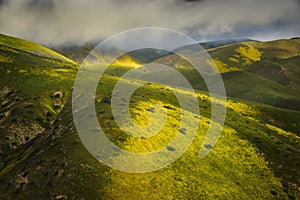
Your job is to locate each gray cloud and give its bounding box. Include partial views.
[0,0,299,45]
[0,0,8,6]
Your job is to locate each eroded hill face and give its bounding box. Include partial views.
[0,34,77,160]
[0,34,299,199]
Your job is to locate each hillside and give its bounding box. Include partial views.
[53,39,251,65]
[193,71,300,111]
[0,34,76,65]
[0,35,77,163]
[0,34,299,199]
[154,38,300,111]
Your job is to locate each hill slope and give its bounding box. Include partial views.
[0,34,77,160]
[0,35,299,199]
[153,38,300,111]
[194,71,300,111]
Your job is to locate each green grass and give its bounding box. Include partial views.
[0,36,77,117]
[0,34,77,162]
[212,71,300,109]
[244,39,300,59]
[0,34,76,64]
[73,64,298,199]
[0,34,299,199]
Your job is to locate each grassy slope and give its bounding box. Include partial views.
[194,71,300,111]
[2,68,299,199]
[245,38,300,59]
[0,35,299,199]
[93,70,299,199]
[154,38,300,111]
[0,34,76,65]
[209,39,300,111]
[0,35,77,166]
[209,38,300,71]
[275,55,300,91]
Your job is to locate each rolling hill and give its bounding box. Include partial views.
[0,34,299,199]
[154,38,300,111]
[0,34,77,156]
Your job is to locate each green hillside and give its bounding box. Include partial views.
[0,34,299,199]
[0,35,77,158]
[0,34,76,65]
[154,38,300,112]
[208,38,300,72]
[245,39,300,59]
[194,71,300,111]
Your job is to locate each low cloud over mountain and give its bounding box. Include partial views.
[0,0,299,45]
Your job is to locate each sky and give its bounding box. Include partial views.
[0,0,300,45]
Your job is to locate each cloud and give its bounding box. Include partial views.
[0,0,299,45]
[0,0,8,6]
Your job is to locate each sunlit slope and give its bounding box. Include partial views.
[152,38,300,111]
[245,38,300,59]
[210,39,300,110]
[210,38,300,90]
[208,38,300,72]
[2,63,299,199]
[55,43,141,67]
[94,71,299,199]
[153,38,300,75]
[0,34,77,157]
[0,34,76,65]
[153,43,263,72]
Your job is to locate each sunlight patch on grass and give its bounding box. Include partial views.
[236,45,262,65]
[266,123,300,141]
[229,57,240,63]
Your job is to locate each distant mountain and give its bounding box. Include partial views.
[53,43,96,64]
[54,43,141,67]
[53,38,253,65]
[54,43,171,66]
[200,38,255,49]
